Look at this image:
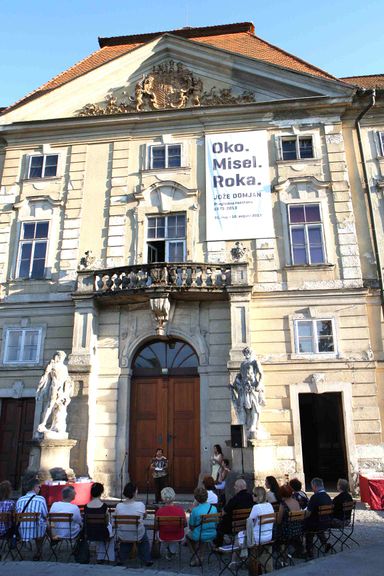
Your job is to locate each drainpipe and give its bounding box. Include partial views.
[354,89,384,316]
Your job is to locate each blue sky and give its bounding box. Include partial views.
[1,0,383,107]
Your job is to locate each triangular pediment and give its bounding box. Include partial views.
[1,33,353,123]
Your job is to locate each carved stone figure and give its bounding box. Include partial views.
[150,296,171,336]
[36,351,73,436]
[79,250,96,270]
[230,241,247,261]
[230,347,266,439]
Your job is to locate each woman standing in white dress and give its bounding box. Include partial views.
[211,444,223,481]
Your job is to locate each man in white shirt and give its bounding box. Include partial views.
[50,486,82,539]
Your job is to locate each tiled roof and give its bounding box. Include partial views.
[340,74,384,89]
[2,22,335,114]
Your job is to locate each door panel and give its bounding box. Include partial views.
[129,375,199,492]
[0,398,35,488]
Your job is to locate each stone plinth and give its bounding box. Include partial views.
[232,440,277,481]
[29,438,78,472]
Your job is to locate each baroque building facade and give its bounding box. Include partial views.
[0,22,383,493]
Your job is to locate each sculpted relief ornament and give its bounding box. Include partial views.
[79,60,255,116]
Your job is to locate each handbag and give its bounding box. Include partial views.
[73,536,90,564]
[151,538,161,559]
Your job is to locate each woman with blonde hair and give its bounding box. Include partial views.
[238,486,274,546]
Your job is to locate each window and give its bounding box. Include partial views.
[147,213,186,263]
[379,132,384,156]
[149,145,181,169]
[28,154,58,178]
[288,204,325,265]
[281,136,314,161]
[3,327,42,364]
[17,221,49,278]
[295,319,335,354]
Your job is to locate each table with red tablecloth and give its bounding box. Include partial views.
[359,473,384,510]
[40,481,93,508]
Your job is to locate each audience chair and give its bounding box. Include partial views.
[213,508,250,576]
[0,512,15,561]
[46,512,76,561]
[305,504,334,558]
[248,512,276,574]
[13,512,40,560]
[113,514,141,566]
[84,512,111,562]
[154,515,185,570]
[331,500,358,551]
[275,510,305,568]
[190,512,221,573]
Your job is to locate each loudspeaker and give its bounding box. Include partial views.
[230,424,246,448]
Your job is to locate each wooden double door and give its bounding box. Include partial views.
[0,398,35,488]
[129,375,200,493]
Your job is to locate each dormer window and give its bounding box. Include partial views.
[28,154,58,178]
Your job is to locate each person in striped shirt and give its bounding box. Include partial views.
[15,477,47,560]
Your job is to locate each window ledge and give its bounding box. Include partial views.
[290,353,338,361]
[276,158,320,165]
[284,263,334,270]
[23,176,61,182]
[141,166,190,173]
[1,362,42,369]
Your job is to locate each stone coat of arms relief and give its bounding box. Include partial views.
[79,60,255,116]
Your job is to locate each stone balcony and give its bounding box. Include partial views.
[75,261,250,302]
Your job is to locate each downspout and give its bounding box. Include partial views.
[354,89,384,316]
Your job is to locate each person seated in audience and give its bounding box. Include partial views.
[265,476,281,504]
[155,487,186,560]
[215,459,231,491]
[50,485,82,539]
[187,487,217,567]
[0,480,15,540]
[114,482,152,566]
[238,486,274,546]
[304,477,332,558]
[213,478,253,547]
[332,478,353,526]
[202,476,218,505]
[15,477,47,560]
[289,478,309,509]
[84,482,115,564]
[276,484,305,558]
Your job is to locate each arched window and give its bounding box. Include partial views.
[132,339,198,376]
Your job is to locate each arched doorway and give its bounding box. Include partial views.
[129,339,200,492]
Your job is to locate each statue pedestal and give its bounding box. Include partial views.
[232,440,277,482]
[29,437,77,473]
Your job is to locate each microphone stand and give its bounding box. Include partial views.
[120,452,128,501]
[146,463,151,507]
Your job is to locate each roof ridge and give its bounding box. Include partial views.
[251,34,335,80]
[98,22,254,47]
[341,73,384,79]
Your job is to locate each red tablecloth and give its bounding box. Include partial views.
[40,482,93,508]
[359,474,384,510]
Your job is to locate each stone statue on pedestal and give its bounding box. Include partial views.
[36,351,73,437]
[230,347,266,439]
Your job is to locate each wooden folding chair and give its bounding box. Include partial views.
[113,514,141,565]
[331,500,359,551]
[248,512,276,574]
[84,512,111,562]
[275,510,305,568]
[214,508,251,576]
[14,512,40,560]
[0,512,15,561]
[154,515,186,569]
[46,512,77,561]
[190,511,221,573]
[306,504,334,558]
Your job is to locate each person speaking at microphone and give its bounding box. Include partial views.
[150,448,168,504]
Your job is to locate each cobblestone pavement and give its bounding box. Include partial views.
[1,504,383,575]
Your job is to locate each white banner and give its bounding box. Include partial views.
[205,130,273,241]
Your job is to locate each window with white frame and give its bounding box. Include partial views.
[17,221,49,278]
[149,144,181,169]
[295,319,335,354]
[147,213,186,263]
[288,204,325,265]
[3,327,42,364]
[281,136,314,161]
[379,132,384,156]
[28,154,58,178]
